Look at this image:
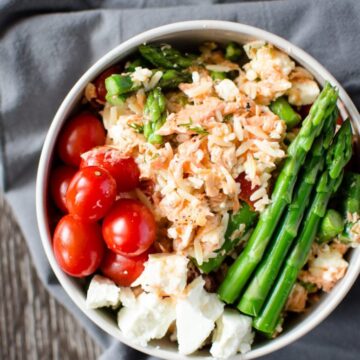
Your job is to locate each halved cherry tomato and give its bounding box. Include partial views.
[100,250,148,287]
[236,172,259,209]
[50,165,77,212]
[57,112,106,167]
[299,104,311,119]
[102,199,156,257]
[94,65,121,102]
[53,215,105,277]
[336,114,343,125]
[66,166,117,221]
[80,147,140,191]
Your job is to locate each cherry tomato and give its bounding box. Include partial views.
[236,173,259,209]
[139,179,155,198]
[50,165,77,212]
[53,215,105,277]
[80,147,140,191]
[299,105,311,119]
[100,250,148,286]
[66,166,117,221]
[102,199,156,257]
[94,65,121,102]
[336,114,343,125]
[57,112,106,167]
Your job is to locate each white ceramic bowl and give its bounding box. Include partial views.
[36,21,360,359]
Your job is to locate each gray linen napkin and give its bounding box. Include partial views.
[1,0,359,359]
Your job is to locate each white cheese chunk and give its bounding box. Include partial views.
[288,79,320,106]
[215,79,240,101]
[132,254,188,296]
[131,66,153,85]
[176,277,224,355]
[210,309,254,359]
[86,275,121,309]
[119,287,137,307]
[117,292,176,347]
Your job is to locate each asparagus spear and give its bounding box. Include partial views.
[270,97,302,129]
[317,209,344,243]
[198,202,258,274]
[238,108,337,316]
[218,83,338,304]
[225,42,243,62]
[125,57,152,72]
[143,88,167,144]
[158,69,192,89]
[253,120,353,334]
[338,172,360,244]
[105,74,140,105]
[139,44,193,69]
[210,71,227,81]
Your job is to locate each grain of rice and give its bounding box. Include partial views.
[250,186,267,202]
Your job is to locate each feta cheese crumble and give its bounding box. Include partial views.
[86,275,121,309]
[132,254,189,296]
[210,309,254,359]
[176,277,224,355]
[117,292,176,347]
[215,79,240,102]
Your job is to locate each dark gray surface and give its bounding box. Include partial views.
[0,193,102,360]
[1,0,359,359]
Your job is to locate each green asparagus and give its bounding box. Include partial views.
[237,108,337,316]
[158,69,192,89]
[143,88,167,144]
[125,57,152,72]
[210,71,227,81]
[253,120,353,334]
[225,42,243,62]
[198,202,258,274]
[218,83,338,304]
[270,97,302,129]
[139,44,193,69]
[338,172,360,244]
[105,74,139,95]
[317,209,344,243]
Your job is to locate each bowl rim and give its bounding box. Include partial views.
[36,20,360,360]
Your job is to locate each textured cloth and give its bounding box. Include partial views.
[1,0,360,359]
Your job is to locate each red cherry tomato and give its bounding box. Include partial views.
[50,165,77,212]
[336,114,343,125]
[94,65,121,102]
[66,166,117,221]
[80,147,140,191]
[57,112,106,167]
[53,215,105,277]
[299,105,311,119]
[236,173,259,209]
[100,250,148,287]
[102,199,156,257]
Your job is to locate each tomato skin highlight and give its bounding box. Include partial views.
[80,147,140,192]
[102,199,156,257]
[53,215,105,277]
[94,66,121,102]
[50,165,77,212]
[236,172,259,209]
[57,112,106,167]
[66,166,117,221]
[100,250,148,287]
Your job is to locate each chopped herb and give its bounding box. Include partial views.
[299,281,318,294]
[178,118,209,135]
[128,123,144,133]
[224,114,233,122]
